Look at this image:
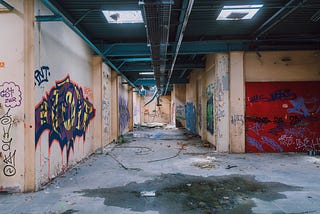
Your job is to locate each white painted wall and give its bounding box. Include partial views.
[34,0,95,189]
[0,0,25,192]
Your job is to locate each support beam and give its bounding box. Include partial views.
[229,52,245,153]
[215,53,229,153]
[92,56,103,153]
[35,15,62,22]
[24,0,35,192]
[0,0,14,11]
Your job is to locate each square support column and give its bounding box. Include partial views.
[92,56,102,153]
[215,53,229,152]
[230,52,245,153]
[24,0,35,192]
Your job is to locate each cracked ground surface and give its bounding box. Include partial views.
[1,127,320,213]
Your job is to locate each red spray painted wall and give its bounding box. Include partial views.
[245,82,320,153]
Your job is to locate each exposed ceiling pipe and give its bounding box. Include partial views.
[140,0,173,93]
[40,0,138,90]
[144,87,161,106]
[165,0,194,95]
[255,0,308,39]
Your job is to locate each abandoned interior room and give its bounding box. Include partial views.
[0,0,320,213]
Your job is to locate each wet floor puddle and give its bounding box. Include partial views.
[76,174,301,214]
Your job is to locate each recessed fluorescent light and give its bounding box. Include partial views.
[102,10,143,23]
[139,72,154,75]
[217,4,263,20]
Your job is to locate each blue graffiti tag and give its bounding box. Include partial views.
[288,97,310,117]
[260,136,283,152]
[186,102,196,134]
[246,136,264,152]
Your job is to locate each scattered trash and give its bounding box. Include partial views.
[226,165,237,169]
[186,183,192,187]
[140,191,156,197]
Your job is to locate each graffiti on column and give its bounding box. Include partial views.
[0,82,22,108]
[34,66,51,86]
[0,108,16,176]
[119,97,130,133]
[246,82,320,153]
[186,102,196,134]
[206,83,214,134]
[35,76,95,162]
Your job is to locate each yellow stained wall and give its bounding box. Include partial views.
[141,95,171,124]
[245,51,320,81]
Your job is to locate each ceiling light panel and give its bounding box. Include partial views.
[217,5,263,20]
[102,10,143,23]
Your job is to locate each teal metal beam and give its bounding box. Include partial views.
[121,62,204,72]
[111,57,152,62]
[40,0,137,90]
[0,0,13,11]
[35,15,63,22]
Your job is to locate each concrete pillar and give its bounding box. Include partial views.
[173,84,186,128]
[128,86,133,131]
[170,86,176,126]
[230,52,245,153]
[24,0,35,192]
[92,56,102,152]
[111,70,118,141]
[215,53,229,152]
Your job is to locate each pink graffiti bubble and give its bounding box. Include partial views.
[0,82,22,108]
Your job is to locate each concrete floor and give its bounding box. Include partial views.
[1,127,320,214]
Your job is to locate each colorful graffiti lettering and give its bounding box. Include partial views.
[35,76,95,162]
[34,66,50,86]
[119,97,130,133]
[206,96,214,135]
[186,102,196,134]
[0,82,22,108]
[248,89,296,103]
[176,105,185,121]
[206,83,214,134]
[1,108,16,176]
[246,82,320,153]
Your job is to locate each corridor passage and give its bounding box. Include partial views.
[1,126,320,214]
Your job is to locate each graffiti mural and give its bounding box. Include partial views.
[176,105,185,121]
[246,82,320,153]
[119,97,130,133]
[206,83,214,135]
[0,108,16,176]
[0,82,22,108]
[34,66,50,86]
[35,76,95,161]
[186,102,196,134]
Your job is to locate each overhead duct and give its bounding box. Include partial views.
[140,0,173,94]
